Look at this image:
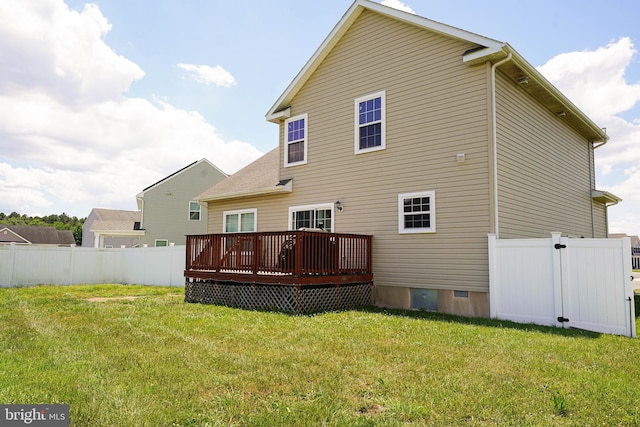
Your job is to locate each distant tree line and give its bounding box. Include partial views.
[0,212,85,246]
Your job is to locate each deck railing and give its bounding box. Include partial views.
[185,230,372,278]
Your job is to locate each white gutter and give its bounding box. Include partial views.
[490,53,512,238]
[593,129,608,149]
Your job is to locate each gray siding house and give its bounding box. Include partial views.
[137,159,227,247]
[194,0,620,317]
[82,209,143,248]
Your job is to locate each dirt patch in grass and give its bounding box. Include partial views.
[358,404,385,415]
[85,293,183,303]
[85,296,145,303]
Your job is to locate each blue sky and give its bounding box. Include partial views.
[1,0,639,237]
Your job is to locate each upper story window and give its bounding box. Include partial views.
[355,91,385,154]
[223,209,257,233]
[288,203,333,232]
[188,201,201,221]
[398,191,435,233]
[284,114,308,167]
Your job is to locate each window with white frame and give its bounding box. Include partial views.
[355,91,385,154]
[288,203,333,231]
[188,201,201,221]
[398,191,435,233]
[284,114,308,166]
[223,209,257,233]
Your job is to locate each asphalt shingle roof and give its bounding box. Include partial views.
[0,224,75,245]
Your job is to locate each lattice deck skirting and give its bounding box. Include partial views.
[185,279,373,314]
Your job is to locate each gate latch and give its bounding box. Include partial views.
[554,243,567,249]
[557,316,570,323]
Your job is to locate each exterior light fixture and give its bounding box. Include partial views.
[556,111,566,117]
[517,76,529,84]
[335,200,343,212]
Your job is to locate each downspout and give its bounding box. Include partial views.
[490,53,512,238]
[590,129,608,237]
[588,141,595,237]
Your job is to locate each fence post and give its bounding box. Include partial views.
[9,242,16,287]
[68,245,76,285]
[550,232,564,328]
[169,244,174,287]
[487,234,497,318]
[621,237,636,338]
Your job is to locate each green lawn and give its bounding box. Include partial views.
[1,285,639,426]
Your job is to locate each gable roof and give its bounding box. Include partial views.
[265,0,607,143]
[138,158,227,195]
[87,209,142,235]
[91,208,140,222]
[195,148,291,202]
[0,224,75,245]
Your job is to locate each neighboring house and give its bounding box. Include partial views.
[0,224,75,246]
[136,159,227,247]
[610,233,640,253]
[193,0,620,317]
[82,209,143,248]
[612,234,640,270]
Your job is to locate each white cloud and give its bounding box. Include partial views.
[177,63,237,87]
[0,0,261,218]
[537,38,640,121]
[538,37,640,236]
[380,0,415,14]
[0,164,53,213]
[0,1,144,104]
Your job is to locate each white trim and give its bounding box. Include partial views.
[398,191,436,234]
[223,208,257,233]
[188,200,201,221]
[355,91,386,154]
[288,203,334,232]
[284,113,308,167]
[266,107,291,122]
[461,46,507,66]
[591,190,622,206]
[138,198,145,228]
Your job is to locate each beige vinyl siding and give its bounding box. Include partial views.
[206,194,294,233]
[592,202,608,237]
[276,11,492,292]
[495,71,598,238]
[590,147,609,237]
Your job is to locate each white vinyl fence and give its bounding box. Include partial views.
[488,233,635,337]
[0,244,185,288]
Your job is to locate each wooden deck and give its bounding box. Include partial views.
[184,231,373,313]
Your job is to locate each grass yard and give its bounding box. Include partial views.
[1,285,640,426]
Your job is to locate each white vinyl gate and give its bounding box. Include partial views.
[488,233,635,337]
